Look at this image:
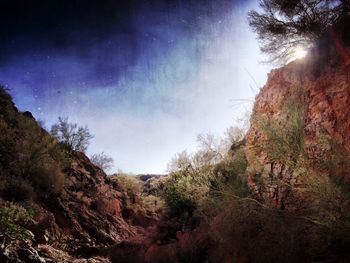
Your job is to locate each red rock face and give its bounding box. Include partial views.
[245,59,350,208]
[0,150,142,262]
[53,152,137,245]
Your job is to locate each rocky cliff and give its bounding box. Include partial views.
[245,55,350,208]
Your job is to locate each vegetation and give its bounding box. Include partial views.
[253,85,306,185]
[90,152,114,172]
[161,127,246,218]
[0,87,67,201]
[142,194,165,213]
[50,117,93,153]
[111,171,142,194]
[207,86,350,263]
[110,172,165,225]
[248,0,350,63]
[0,202,36,242]
[154,84,350,262]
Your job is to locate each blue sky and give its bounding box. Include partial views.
[0,0,271,173]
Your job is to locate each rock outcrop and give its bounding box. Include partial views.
[55,152,136,245]
[245,56,350,208]
[0,150,141,262]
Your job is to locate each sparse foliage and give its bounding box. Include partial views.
[90,152,114,172]
[50,117,93,152]
[163,129,247,218]
[167,150,193,173]
[232,84,350,262]
[248,0,348,63]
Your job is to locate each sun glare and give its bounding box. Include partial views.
[293,46,308,60]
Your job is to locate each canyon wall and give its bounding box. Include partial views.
[245,57,350,208]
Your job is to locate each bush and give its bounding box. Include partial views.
[0,86,17,119]
[31,162,65,197]
[143,195,165,213]
[304,172,350,232]
[0,202,35,241]
[0,87,67,200]
[210,198,310,262]
[161,179,197,217]
[162,129,248,219]
[2,179,35,202]
[254,86,306,169]
[142,176,167,196]
[110,172,141,194]
[157,82,350,262]
[110,173,163,226]
[205,148,350,262]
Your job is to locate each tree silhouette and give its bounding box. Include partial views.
[50,117,93,153]
[90,152,114,172]
[248,0,349,64]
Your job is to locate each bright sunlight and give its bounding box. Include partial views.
[293,46,308,60]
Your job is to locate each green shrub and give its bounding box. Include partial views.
[143,195,165,213]
[210,198,311,262]
[110,172,141,194]
[210,147,248,196]
[162,181,196,217]
[0,202,35,241]
[142,176,167,196]
[304,172,350,232]
[161,132,248,219]
[0,87,17,119]
[158,83,350,262]
[253,86,306,169]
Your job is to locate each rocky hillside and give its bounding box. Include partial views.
[0,89,208,263]
[0,88,155,262]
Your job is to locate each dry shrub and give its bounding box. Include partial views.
[31,162,65,196]
[210,198,311,262]
[2,178,35,202]
[207,161,350,262]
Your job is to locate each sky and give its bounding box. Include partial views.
[0,0,270,174]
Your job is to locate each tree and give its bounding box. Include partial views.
[90,152,114,172]
[50,117,93,152]
[248,0,348,63]
[167,150,193,173]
